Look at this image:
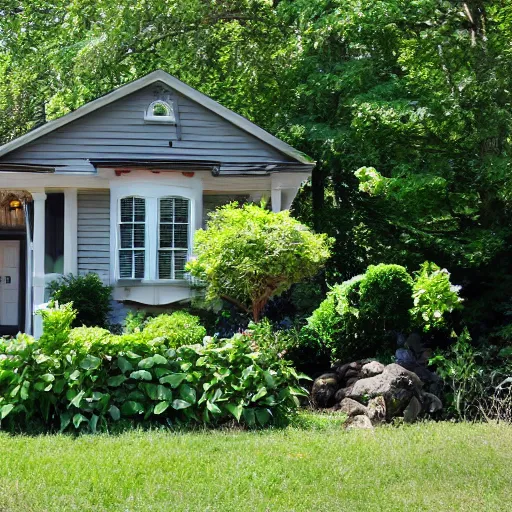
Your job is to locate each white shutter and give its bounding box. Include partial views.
[119,197,146,279]
[158,197,189,279]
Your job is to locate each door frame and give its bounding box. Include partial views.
[0,233,26,336]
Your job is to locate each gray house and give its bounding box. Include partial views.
[0,70,314,337]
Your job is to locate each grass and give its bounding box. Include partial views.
[1,415,512,511]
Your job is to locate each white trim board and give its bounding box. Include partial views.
[0,71,315,167]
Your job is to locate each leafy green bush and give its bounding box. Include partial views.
[142,312,206,347]
[48,273,113,328]
[301,262,461,364]
[411,262,463,331]
[187,202,332,321]
[0,304,307,432]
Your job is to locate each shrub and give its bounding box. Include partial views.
[48,273,113,328]
[0,304,307,432]
[411,262,463,331]
[142,312,206,347]
[301,262,462,364]
[187,202,332,321]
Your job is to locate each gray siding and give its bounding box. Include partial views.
[77,190,110,283]
[1,83,288,170]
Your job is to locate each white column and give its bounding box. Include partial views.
[63,188,78,275]
[271,187,282,212]
[31,191,46,338]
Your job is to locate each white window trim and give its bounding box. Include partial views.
[110,179,202,286]
[144,100,176,124]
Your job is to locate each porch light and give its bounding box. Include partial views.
[9,199,22,210]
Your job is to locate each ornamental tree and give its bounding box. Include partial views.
[187,203,332,322]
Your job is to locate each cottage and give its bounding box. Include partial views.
[0,70,314,337]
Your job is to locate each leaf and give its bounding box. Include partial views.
[251,387,267,402]
[159,373,187,388]
[73,413,87,429]
[60,412,71,431]
[130,370,152,381]
[0,404,14,420]
[262,371,275,388]
[89,414,99,433]
[206,400,221,414]
[40,374,55,383]
[225,403,243,422]
[255,408,271,426]
[154,367,172,379]
[107,374,127,387]
[70,390,85,408]
[154,401,170,415]
[179,384,197,404]
[143,383,159,400]
[156,385,172,402]
[171,399,192,410]
[79,355,102,371]
[109,405,121,421]
[288,386,308,397]
[242,408,256,427]
[138,357,155,369]
[117,356,133,374]
[20,381,30,400]
[53,379,66,394]
[152,354,167,365]
[69,370,81,381]
[121,401,145,416]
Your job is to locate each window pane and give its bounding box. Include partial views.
[159,224,173,248]
[175,198,189,223]
[134,198,145,222]
[133,224,145,248]
[160,198,174,222]
[119,251,133,278]
[120,224,132,248]
[158,251,172,279]
[134,251,145,278]
[120,197,133,222]
[174,253,187,279]
[174,224,188,248]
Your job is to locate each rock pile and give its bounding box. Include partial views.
[311,360,443,428]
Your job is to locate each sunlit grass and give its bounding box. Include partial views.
[1,417,511,511]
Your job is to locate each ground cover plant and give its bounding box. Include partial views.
[0,304,307,432]
[0,421,511,512]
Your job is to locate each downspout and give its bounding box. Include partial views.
[23,199,33,335]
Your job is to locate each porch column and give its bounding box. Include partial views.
[31,191,46,338]
[63,188,78,275]
[271,174,282,212]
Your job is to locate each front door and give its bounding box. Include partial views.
[0,240,20,328]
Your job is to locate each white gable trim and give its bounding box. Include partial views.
[0,70,314,167]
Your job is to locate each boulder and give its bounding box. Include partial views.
[348,363,423,419]
[346,414,374,430]
[335,363,351,380]
[334,387,352,403]
[395,348,416,369]
[405,333,423,355]
[336,398,369,417]
[311,373,340,408]
[421,392,443,414]
[403,396,422,423]
[367,396,386,424]
[361,361,385,378]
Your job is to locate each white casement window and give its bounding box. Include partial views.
[119,197,146,279]
[117,194,190,281]
[158,197,190,279]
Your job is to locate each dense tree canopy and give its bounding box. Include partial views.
[2,0,512,334]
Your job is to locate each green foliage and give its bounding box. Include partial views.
[411,262,464,332]
[302,262,461,363]
[187,202,332,322]
[123,310,147,334]
[431,329,512,421]
[48,273,113,328]
[0,304,307,432]
[36,302,76,352]
[141,312,206,347]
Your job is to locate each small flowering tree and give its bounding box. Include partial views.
[187,202,332,322]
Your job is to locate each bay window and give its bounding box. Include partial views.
[117,195,190,280]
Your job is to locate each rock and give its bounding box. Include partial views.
[421,392,443,414]
[311,373,340,408]
[334,387,352,403]
[367,396,386,424]
[395,348,416,369]
[337,398,369,417]
[348,364,423,419]
[346,377,359,387]
[405,333,423,356]
[417,348,433,366]
[361,361,385,378]
[346,414,374,430]
[403,396,422,423]
[335,362,351,380]
[344,368,360,379]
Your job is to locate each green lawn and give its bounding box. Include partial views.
[1,417,512,511]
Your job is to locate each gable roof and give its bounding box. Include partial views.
[0,70,314,168]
